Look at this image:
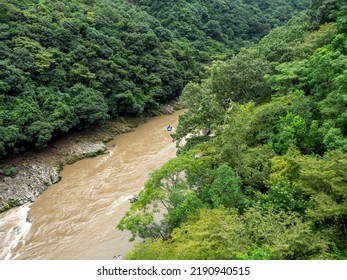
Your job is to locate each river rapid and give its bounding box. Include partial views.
[0,110,183,260]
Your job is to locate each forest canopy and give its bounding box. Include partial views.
[0,0,309,157]
[117,0,347,260]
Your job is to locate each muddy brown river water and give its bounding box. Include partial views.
[0,110,184,260]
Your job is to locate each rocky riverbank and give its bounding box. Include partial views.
[0,102,177,213]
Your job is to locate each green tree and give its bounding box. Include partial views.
[117,155,197,240]
[275,112,307,154]
[126,207,333,260]
[210,48,272,105]
[126,209,250,260]
[69,84,109,128]
[28,121,54,148]
[206,164,248,211]
[219,101,255,176]
[172,82,224,145]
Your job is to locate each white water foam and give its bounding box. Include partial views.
[0,203,32,260]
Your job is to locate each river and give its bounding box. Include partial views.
[0,110,183,260]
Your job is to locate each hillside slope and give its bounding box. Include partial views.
[0,0,309,158]
[118,0,347,260]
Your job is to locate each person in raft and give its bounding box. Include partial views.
[167,125,173,131]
